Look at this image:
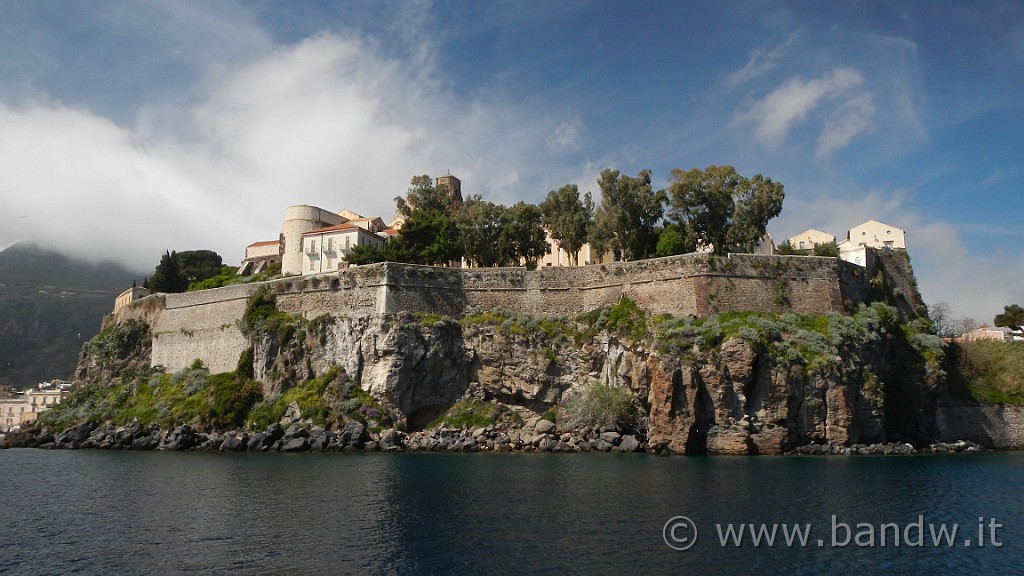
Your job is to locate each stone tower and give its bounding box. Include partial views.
[435,171,463,205]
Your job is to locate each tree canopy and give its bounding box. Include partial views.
[395,175,458,218]
[591,169,665,261]
[995,304,1024,328]
[539,184,594,266]
[667,165,784,255]
[147,250,225,293]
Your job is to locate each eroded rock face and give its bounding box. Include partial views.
[99,314,893,454]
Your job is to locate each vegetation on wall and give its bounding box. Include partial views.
[560,380,646,434]
[945,341,1024,404]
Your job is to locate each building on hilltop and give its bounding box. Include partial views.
[840,220,906,250]
[837,220,906,267]
[238,240,282,276]
[301,222,388,274]
[113,286,150,315]
[280,206,351,276]
[786,229,836,251]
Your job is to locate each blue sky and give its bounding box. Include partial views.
[0,0,1021,325]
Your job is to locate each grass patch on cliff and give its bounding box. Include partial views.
[462,308,577,347]
[560,381,645,434]
[577,297,648,342]
[426,397,520,430]
[246,366,396,431]
[41,360,261,432]
[946,341,1024,404]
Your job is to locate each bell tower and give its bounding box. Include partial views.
[435,170,463,205]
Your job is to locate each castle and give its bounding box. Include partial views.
[108,171,921,375]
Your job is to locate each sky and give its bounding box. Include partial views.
[0,0,1021,326]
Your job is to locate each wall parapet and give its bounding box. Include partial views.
[114,251,900,373]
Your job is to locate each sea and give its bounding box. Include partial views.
[1,450,1022,575]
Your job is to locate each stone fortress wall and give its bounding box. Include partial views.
[111,250,916,374]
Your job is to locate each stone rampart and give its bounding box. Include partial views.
[118,252,884,374]
[935,405,1024,449]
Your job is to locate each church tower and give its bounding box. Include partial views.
[435,171,463,205]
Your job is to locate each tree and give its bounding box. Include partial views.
[148,250,187,293]
[391,175,463,266]
[175,250,223,285]
[501,202,547,269]
[953,315,979,338]
[667,165,784,255]
[928,302,954,338]
[539,184,594,266]
[591,169,665,261]
[344,244,387,266]
[655,226,685,257]
[812,241,839,258]
[390,209,461,266]
[456,195,504,267]
[994,304,1024,328]
[147,250,224,293]
[395,175,457,219]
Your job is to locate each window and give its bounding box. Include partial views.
[345,237,350,249]
[327,239,333,251]
[309,240,317,253]
[309,258,315,270]
[798,241,805,249]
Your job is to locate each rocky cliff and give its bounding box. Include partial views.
[26,285,955,455]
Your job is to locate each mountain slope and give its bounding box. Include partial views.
[0,243,143,387]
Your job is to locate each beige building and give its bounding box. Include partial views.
[1,387,68,431]
[113,286,150,315]
[957,326,1012,342]
[537,229,610,267]
[238,240,281,275]
[301,222,388,274]
[787,229,836,251]
[841,220,906,250]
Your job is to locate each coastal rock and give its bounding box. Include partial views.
[534,419,556,434]
[618,435,641,453]
[280,437,310,452]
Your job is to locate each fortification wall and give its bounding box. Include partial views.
[120,252,882,374]
[148,284,255,374]
[935,405,1024,449]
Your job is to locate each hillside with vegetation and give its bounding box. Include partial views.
[0,243,142,388]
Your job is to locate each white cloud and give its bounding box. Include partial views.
[815,93,876,158]
[727,33,799,88]
[548,117,585,153]
[735,67,864,147]
[772,184,1020,324]
[0,28,598,272]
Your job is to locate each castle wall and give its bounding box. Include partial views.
[120,253,879,374]
[935,405,1024,449]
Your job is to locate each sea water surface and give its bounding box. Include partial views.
[1,450,1022,575]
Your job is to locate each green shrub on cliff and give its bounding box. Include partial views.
[560,381,645,433]
[578,297,648,342]
[946,341,1024,404]
[85,319,150,363]
[428,397,504,430]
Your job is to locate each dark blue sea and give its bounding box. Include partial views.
[1,450,1022,575]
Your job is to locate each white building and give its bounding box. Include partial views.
[0,387,69,431]
[300,222,388,274]
[840,220,906,251]
[281,206,350,275]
